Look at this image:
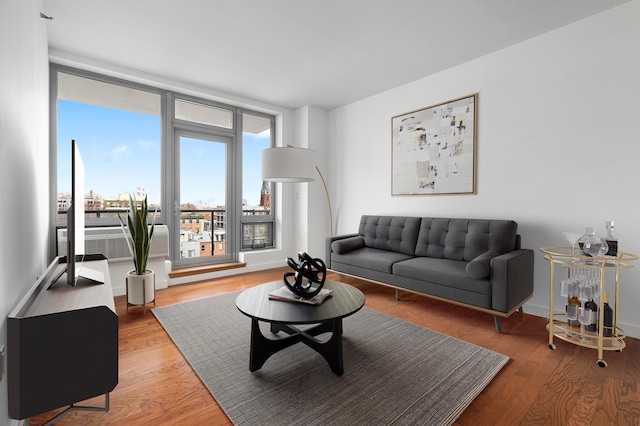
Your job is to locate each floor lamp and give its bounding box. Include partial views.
[262,147,334,236]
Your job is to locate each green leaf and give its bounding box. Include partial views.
[118,193,155,275]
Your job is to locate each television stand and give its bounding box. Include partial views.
[32,394,109,426]
[8,257,118,423]
[48,253,108,289]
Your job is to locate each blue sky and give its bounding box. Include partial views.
[58,100,269,207]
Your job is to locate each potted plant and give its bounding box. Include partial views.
[118,194,157,307]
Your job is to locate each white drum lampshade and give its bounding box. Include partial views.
[262,147,317,182]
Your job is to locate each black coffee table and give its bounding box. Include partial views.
[235,280,365,375]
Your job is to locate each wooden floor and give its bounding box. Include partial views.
[31,268,640,426]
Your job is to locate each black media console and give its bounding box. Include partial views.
[7,256,118,422]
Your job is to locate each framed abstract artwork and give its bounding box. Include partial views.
[391,94,477,195]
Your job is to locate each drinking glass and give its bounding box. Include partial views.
[578,307,591,343]
[565,303,578,321]
[586,276,600,300]
[578,282,592,303]
[560,277,571,297]
[565,280,579,337]
[563,232,583,257]
[587,268,601,299]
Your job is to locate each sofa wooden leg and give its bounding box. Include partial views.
[493,315,502,333]
[395,289,401,301]
[518,306,524,314]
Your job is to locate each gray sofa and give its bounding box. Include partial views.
[326,215,534,332]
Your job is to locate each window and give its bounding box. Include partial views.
[54,69,162,227]
[241,113,275,249]
[52,66,276,268]
[174,131,233,266]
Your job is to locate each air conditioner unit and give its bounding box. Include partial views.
[57,225,169,261]
[57,225,170,297]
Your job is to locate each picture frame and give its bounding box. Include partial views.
[391,94,477,195]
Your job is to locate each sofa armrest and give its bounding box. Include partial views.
[325,233,360,268]
[490,249,534,313]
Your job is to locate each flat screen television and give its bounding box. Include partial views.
[50,140,104,288]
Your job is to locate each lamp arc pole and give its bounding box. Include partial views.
[262,146,334,236]
[315,165,333,236]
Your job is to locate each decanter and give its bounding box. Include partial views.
[579,227,608,258]
[605,221,618,256]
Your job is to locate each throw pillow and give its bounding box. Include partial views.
[465,251,500,279]
[331,236,365,254]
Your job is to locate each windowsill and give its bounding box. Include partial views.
[168,262,246,279]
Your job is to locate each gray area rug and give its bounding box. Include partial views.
[152,291,509,425]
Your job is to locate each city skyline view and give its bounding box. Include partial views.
[57,99,270,208]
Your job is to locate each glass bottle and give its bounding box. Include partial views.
[580,227,608,258]
[585,298,598,332]
[605,221,618,257]
[602,293,614,337]
[567,286,581,327]
[577,227,591,252]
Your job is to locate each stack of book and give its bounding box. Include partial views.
[268,286,332,305]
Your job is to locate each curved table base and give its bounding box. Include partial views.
[249,318,344,375]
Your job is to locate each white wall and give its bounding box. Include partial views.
[328,1,640,338]
[0,0,50,424]
[294,106,331,259]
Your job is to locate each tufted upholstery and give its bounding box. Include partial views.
[358,215,422,256]
[414,218,517,261]
[327,215,534,331]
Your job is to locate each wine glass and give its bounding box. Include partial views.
[565,303,578,338]
[594,270,601,299]
[563,232,583,257]
[560,277,571,297]
[565,280,579,337]
[578,307,591,343]
[578,281,592,303]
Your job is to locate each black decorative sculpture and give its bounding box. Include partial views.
[283,252,327,299]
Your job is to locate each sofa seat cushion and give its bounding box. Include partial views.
[393,257,491,296]
[331,247,414,274]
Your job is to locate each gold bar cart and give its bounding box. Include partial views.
[540,246,637,367]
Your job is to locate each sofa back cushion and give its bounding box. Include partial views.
[359,215,422,256]
[415,218,518,261]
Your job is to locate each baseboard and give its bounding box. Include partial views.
[524,302,640,340]
[521,302,549,320]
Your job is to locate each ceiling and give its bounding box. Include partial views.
[43,0,629,110]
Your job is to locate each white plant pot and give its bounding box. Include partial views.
[126,270,155,305]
